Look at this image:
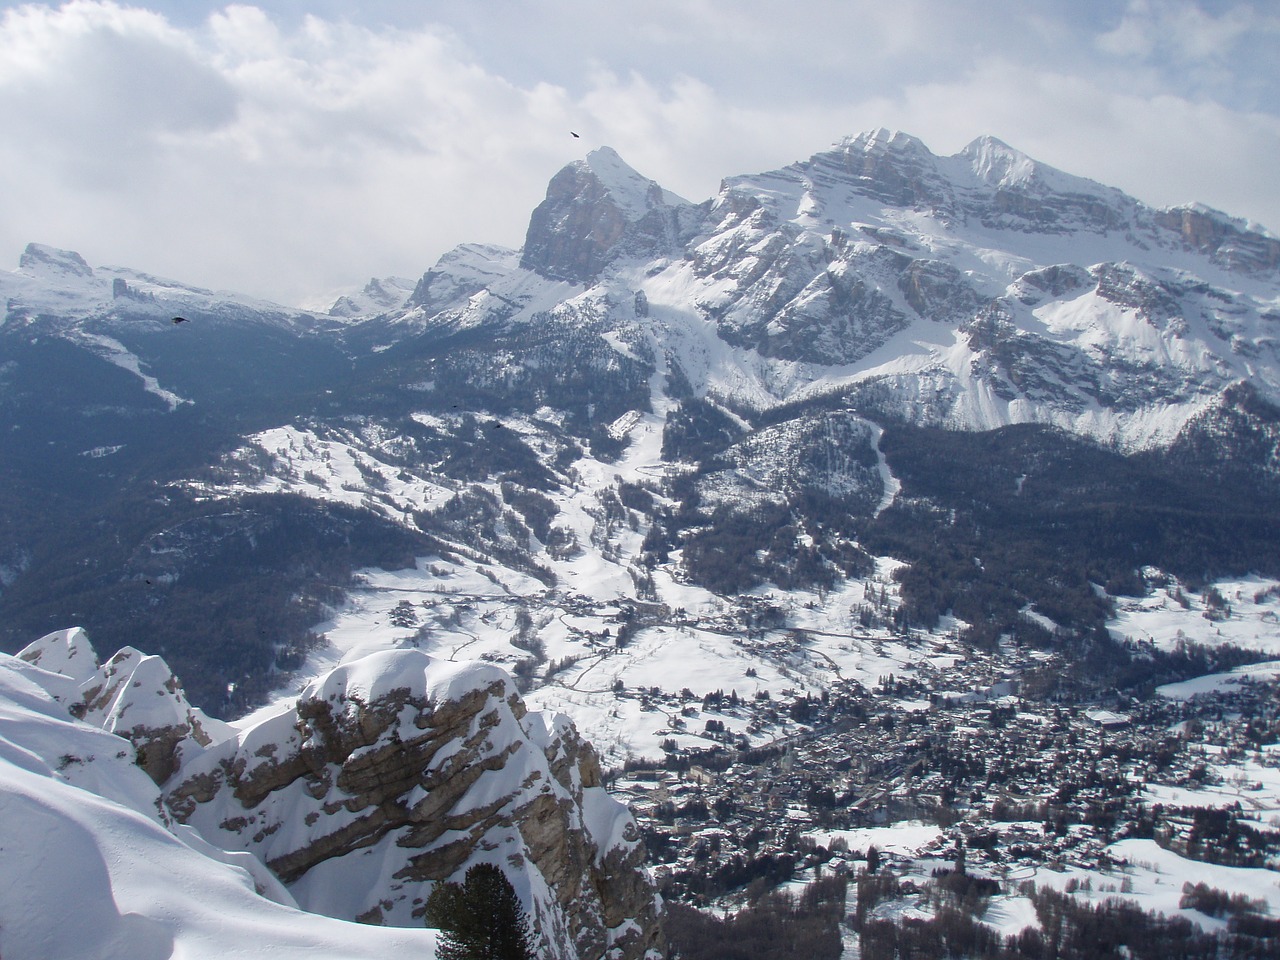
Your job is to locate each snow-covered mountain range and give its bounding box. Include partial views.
[5,125,1280,737]
[368,130,1280,448]
[3,130,1280,957]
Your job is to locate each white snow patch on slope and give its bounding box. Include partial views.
[1110,575,1280,655]
[198,424,455,524]
[870,422,899,516]
[1156,660,1280,700]
[1034,838,1280,928]
[75,332,188,410]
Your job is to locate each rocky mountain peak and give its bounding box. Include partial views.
[16,629,229,784]
[816,129,958,215]
[840,127,932,156]
[580,146,690,217]
[520,147,693,284]
[957,134,1127,221]
[960,134,1041,189]
[18,242,95,279]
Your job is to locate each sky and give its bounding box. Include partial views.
[0,0,1277,306]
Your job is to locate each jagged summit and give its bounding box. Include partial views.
[580,146,691,217]
[519,146,695,284]
[957,134,1125,211]
[838,127,932,156]
[18,242,95,279]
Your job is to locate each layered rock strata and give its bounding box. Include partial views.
[166,650,663,960]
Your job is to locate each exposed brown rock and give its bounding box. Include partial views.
[166,655,664,960]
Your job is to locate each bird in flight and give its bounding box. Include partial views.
[570,131,580,138]
[172,316,189,325]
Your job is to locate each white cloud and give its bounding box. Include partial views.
[0,2,583,301]
[1097,0,1277,63]
[0,3,235,182]
[0,1,1275,304]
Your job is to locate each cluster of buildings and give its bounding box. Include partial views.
[609,648,1280,903]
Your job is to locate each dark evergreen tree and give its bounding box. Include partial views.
[424,863,536,960]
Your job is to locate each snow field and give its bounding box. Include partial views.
[1113,574,1280,655]
[1030,838,1280,931]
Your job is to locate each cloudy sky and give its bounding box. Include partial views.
[0,0,1277,305]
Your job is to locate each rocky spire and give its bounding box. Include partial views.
[520,147,693,284]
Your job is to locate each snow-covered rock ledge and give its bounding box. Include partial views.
[2,628,663,960]
[0,628,436,960]
[168,647,664,960]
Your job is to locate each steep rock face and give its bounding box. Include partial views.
[166,650,663,960]
[521,147,695,284]
[1154,204,1280,276]
[689,199,911,364]
[818,129,962,216]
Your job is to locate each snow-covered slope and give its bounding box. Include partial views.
[1,242,331,332]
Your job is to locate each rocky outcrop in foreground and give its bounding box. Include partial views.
[165,650,662,960]
[17,627,230,783]
[14,629,663,960]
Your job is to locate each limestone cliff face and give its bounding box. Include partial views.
[1153,204,1280,275]
[165,650,663,960]
[520,147,694,284]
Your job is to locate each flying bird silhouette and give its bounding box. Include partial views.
[171,316,189,324]
[570,131,580,138]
